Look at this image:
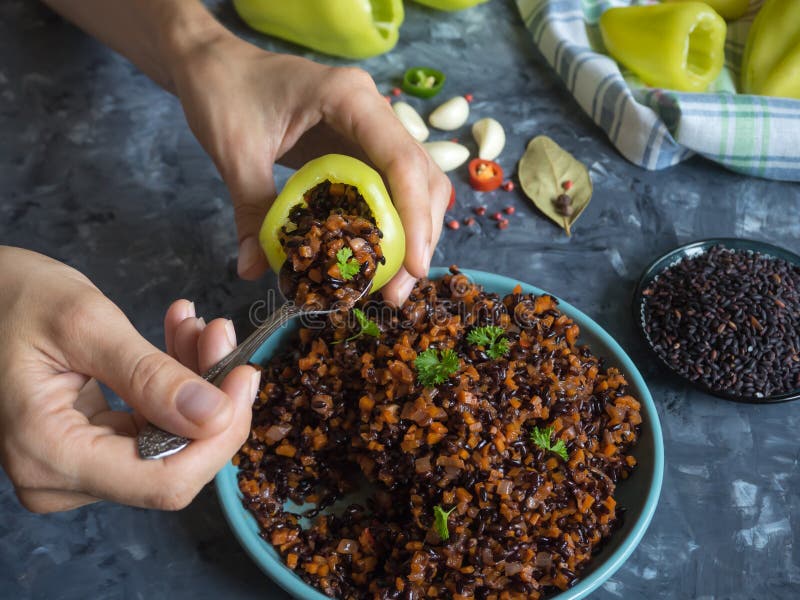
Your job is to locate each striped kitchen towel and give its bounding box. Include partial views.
[515,0,800,181]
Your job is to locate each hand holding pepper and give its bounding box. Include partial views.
[175,31,451,305]
[43,0,450,306]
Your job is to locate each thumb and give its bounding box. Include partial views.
[221,143,277,280]
[69,303,236,440]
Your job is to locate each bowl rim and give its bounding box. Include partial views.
[632,237,800,404]
[216,267,665,600]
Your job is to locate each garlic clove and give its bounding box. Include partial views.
[428,96,470,131]
[472,117,506,161]
[392,101,429,142]
[423,141,470,172]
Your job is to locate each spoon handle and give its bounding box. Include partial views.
[136,302,302,460]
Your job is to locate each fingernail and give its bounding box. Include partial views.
[396,273,417,303]
[176,382,224,426]
[178,301,195,321]
[422,242,432,273]
[197,317,206,328]
[225,319,237,349]
[249,369,262,403]
[237,236,260,277]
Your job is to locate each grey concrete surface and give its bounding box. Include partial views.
[1,0,798,598]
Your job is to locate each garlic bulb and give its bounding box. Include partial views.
[423,141,470,172]
[392,102,429,142]
[428,96,470,131]
[472,118,505,161]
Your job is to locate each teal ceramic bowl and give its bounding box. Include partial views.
[216,268,664,600]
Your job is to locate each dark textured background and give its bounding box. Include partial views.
[1,0,799,598]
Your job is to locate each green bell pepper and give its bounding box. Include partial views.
[259,154,405,293]
[666,0,749,21]
[232,0,404,60]
[412,0,488,10]
[741,0,800,99]
[599,2,727,93]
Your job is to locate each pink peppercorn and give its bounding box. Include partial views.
[447,220,460,230]
[504,206,515,215]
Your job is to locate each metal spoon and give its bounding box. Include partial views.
[136,269,373,460]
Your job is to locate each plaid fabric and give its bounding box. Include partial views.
[515,0,800,181]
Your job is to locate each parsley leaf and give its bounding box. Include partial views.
[353,308,380,339]
[530,426,569,461]
[331,308,380,345]
[336,247,360,281]
[550,438,569,462]
[414,349,460,387]
[433,505,456,541]
[466,325,510,360]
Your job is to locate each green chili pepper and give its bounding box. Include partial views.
[599,2,727,93]
[232,0,404,59]
[259,154,405,293]
[402,67,446,98]
[412,0,488,10]
[741,0,800,99]
[666,0,749,21]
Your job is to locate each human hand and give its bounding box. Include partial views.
[167,29,450,304]
[0,246,258,513]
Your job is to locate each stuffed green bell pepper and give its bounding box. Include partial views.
[233,0,404,59]
[260,154,405,308]
[412,0,488,10]
[599,2,727,92]
[741,0,800,99]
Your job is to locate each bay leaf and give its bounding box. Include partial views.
[518,135,593,236]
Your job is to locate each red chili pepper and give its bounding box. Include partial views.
[504,206,515,215]
[464,217,475,226]
[474,206,486,216]
[468,159,504,192]
[464,93,474,103]
[447,184,456,210]
[392,87,402,97]
[447,219,460,230]
[502,181,515,192]
[562,180,573,191]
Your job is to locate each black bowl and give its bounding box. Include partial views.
[632,238,800,404]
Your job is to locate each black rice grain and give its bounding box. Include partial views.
[642,245,800,399]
